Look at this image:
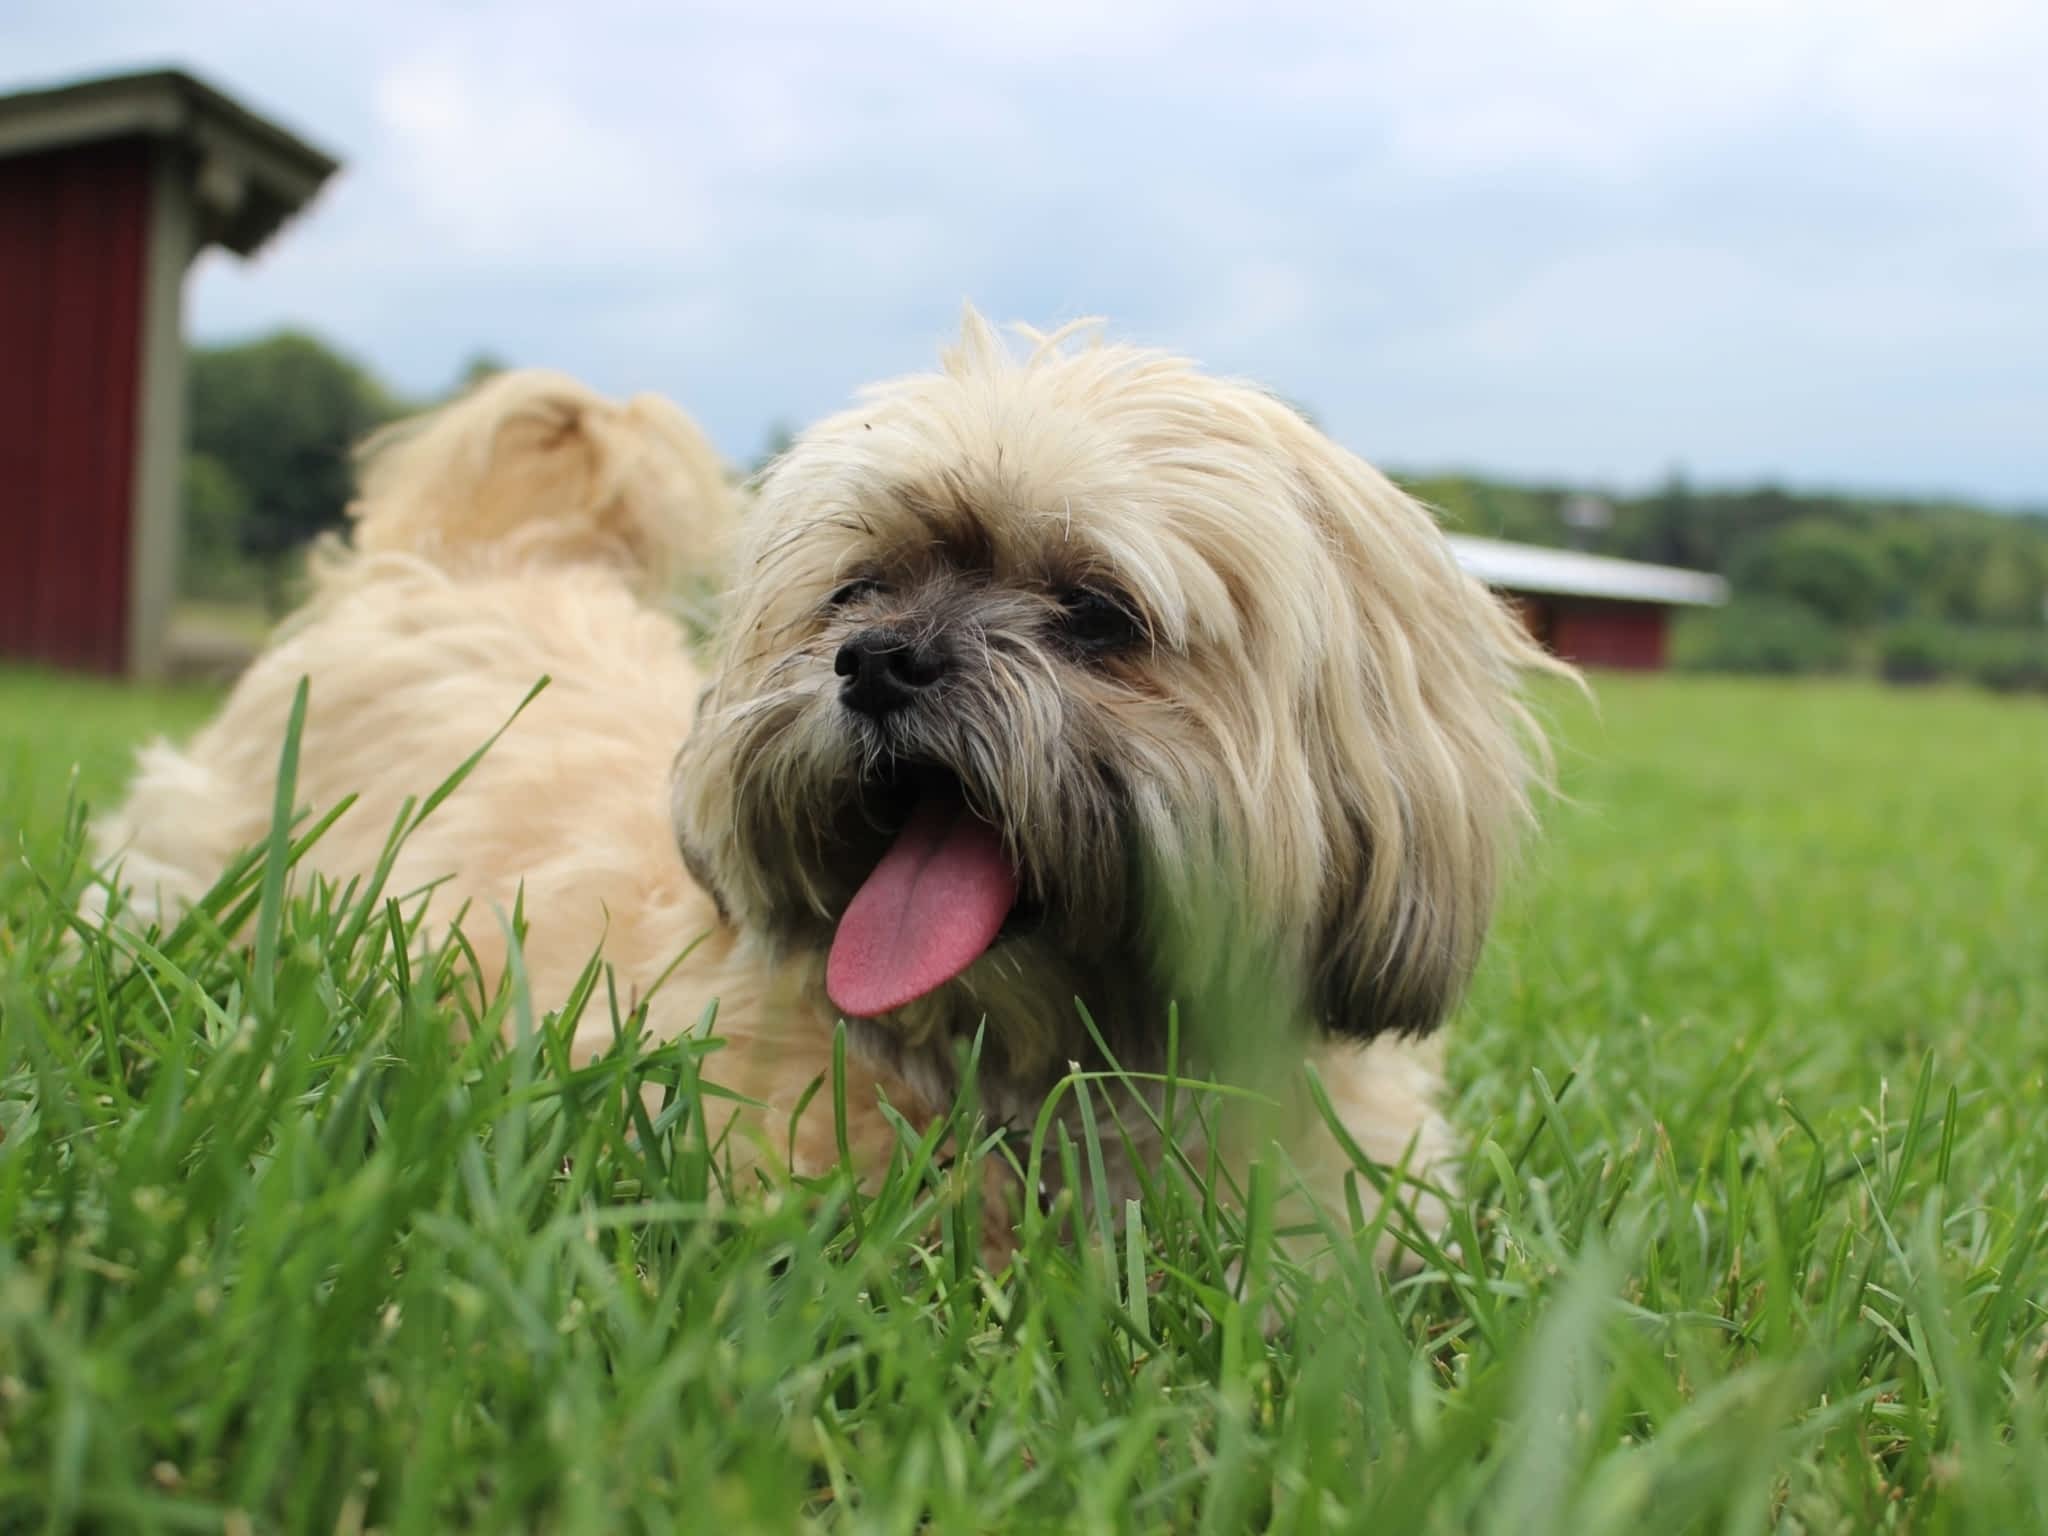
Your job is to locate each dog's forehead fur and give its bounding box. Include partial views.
[743,327,1334,657]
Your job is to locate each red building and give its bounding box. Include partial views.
[1447,535,1728,670]
[0,69,336,677]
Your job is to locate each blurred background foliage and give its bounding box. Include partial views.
[1398,467,2047,691]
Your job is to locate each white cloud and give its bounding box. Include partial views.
[372,57,699,262]
[5,0,2045,498]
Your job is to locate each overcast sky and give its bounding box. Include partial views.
[12,0,2047,504]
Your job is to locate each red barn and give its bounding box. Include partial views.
[1447,535,1728,670]
[0,69,336,677]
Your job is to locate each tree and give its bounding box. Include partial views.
[187,332,406,607]
[1620,467,1704,569]
[750,420,798,476]
[1971,527,2048,626]
[1398,473,1571,546]
[1671,595,1849,675]
[1730,518,1886,627]
[454,352,512,394]
[1872,519,1939,619]
[178,452,254,601]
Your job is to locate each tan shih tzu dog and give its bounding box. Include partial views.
[91,313,1562,1260]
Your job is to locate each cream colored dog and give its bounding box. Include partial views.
[91,314,1562,1261]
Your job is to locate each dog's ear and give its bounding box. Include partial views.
[1270,405,1568,1040]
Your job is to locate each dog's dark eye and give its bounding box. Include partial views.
[827,577,886,609]
[1055,586,1142,653]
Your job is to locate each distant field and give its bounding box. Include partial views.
[0,667,2043,1532]
[0,669,218,874]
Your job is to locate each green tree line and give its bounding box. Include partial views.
[179,330,2048,689]
[179,333,501,611]
[1407,472,2048,691]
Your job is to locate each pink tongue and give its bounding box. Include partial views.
[826,797,1019,1018]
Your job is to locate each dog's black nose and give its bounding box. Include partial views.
[835,627,947,718]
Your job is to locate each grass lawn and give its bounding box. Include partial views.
[1,666,2043,1533]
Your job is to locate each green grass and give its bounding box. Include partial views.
[1,666,2044,1533]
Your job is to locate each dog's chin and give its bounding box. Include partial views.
[837,930,1099,1123]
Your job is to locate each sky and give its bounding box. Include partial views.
[11,0,2048,506]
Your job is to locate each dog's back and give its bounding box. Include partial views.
[86,372,736,1031]
[332,368,734,599]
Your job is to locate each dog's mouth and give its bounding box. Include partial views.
[822,761,1028,1019]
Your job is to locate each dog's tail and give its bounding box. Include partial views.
[338,368,736,598]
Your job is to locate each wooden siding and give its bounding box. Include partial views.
[1515,594,1671,670]
[0,136,152,672]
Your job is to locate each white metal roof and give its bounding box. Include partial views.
[1446,534,1728,607]
[0,70,338,257]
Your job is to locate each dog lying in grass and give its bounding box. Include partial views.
[90,313,1564,1263]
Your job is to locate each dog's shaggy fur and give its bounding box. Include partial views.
[91,317,1564,1257]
